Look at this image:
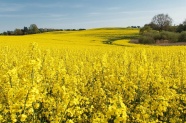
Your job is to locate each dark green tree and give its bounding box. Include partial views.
[179,31,186,42]
[139,25,152,34]
[177,19,186,33]
[14,28,23,35]
[183,19,186,25]
[23,27,28,34]
[29,24,39,34]
[3,31,7,35]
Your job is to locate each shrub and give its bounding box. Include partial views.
[139,26,152,34]
[142,30,160,39]
[178,31,186,42]
[139,30,160,44]
[160,31,179,43]
[139,30,179,44]
[153,32,161,40]
[139,36,155,44]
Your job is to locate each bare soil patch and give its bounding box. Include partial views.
[130,39,186,46]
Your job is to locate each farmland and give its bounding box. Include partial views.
[0,28,186,122]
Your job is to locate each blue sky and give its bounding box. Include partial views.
[0,0,186,32]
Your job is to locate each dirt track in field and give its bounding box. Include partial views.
[130,39,186,46]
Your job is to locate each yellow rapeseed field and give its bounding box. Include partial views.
[0,28,186,122]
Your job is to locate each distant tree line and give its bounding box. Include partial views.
[128,26,141,28]
[139,13,186,44]
[0,24,86,35]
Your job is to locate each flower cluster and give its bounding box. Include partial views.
[0,28,185,122]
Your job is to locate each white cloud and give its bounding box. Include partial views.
[25,2,84,9]
[120,10,160,14]
[0,8,18,12]
[107,7,121,10]
[87,12,102,16]
[0,13,67,18]
[28,3,64,8]
[70,4,84,8]
[0,3,24,12]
